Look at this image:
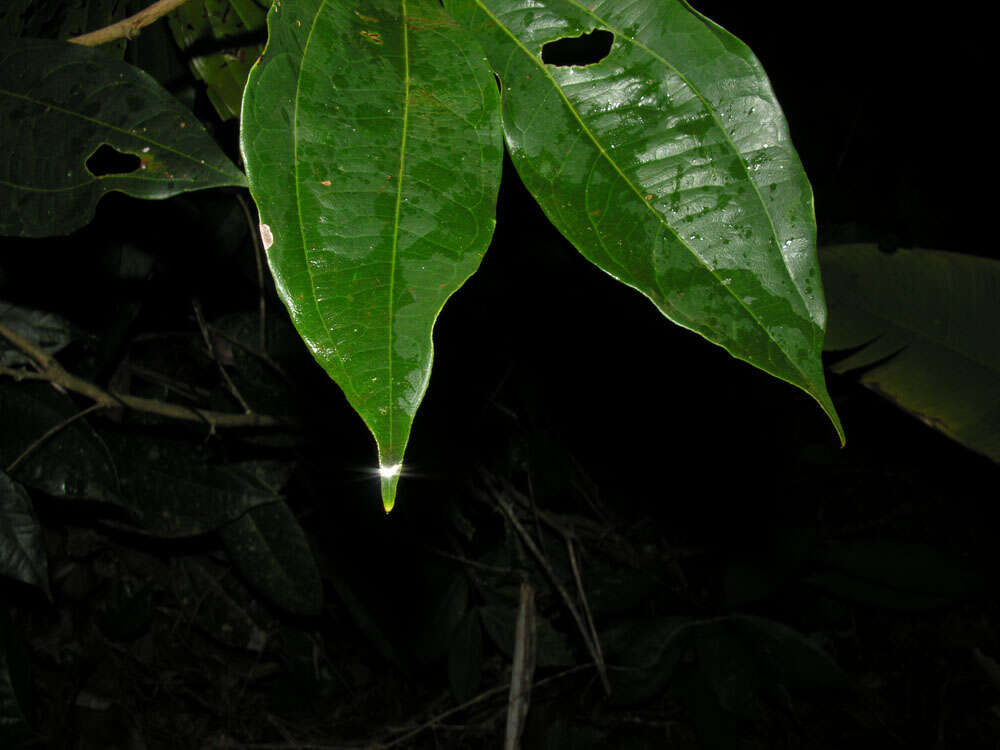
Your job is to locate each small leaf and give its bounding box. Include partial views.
[446,0,842,440]
[240,0,503,510]
[167,0,268,120]
[0,300,77,368]
[822,244,1000,462]
[0,382,119,503]
[0,38,246,237]
[0,472,50,599]
[219,501,322,615]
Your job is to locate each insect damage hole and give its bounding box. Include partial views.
[541,29,614,66]
[85,144,141,176]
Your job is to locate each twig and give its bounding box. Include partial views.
[0,322,295,430]
[505,582,537,750]
[236,192,268,356]
[566,537,608,692]
[193,300,253,414]
[5,403,105,474]
[484,482,612,695]
[68,0,193,47]
[378,665,589,749]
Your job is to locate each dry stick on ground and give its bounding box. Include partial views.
[483,482,612,695]
[375,665,592,750]
[0,322,296,429]
[67,0,193,46]
[566,536,608,689]
[505,582,537,750]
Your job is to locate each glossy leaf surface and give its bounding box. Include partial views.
[168,0,268,120]
[446,0,842,439]
[822,244,1000,462]
[241,0,502,509]
[0,38,246,237]
[0,472,50,599]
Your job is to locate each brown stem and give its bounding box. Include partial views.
[0,322,296,430]
[67,0,193,47]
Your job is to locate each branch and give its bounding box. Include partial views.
[0,322,296,430]
[67,0,193,47]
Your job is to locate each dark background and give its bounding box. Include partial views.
[2,2,997,748]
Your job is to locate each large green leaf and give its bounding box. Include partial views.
[241,0,503,510]
[0,38,246,237]
[822,244,1000,462]
[446,0,842,440]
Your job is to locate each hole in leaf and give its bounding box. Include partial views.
[86,144,141,176]
[541,29,614,66]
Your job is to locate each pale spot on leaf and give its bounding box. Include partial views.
[259,223,274,250]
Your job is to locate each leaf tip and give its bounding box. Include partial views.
[379,462,401,513]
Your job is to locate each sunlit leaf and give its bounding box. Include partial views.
[445,0,842,440]
[241,0,502,510]
[821,244,1000,462]
[0,38,246,237]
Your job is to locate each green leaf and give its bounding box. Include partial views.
[219,501,322,615]
[0,38,246,237]
[0,472,50,600]
[445,0,842,441]
[0,382,119,503]
[821,244,1000,462]
[167,0,268,121]
[240,0,503,510]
